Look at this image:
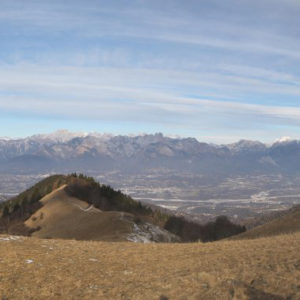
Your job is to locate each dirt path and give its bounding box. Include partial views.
[71,203,95,212]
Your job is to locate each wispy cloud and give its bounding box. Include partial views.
[1,63,300,100]
[1,63,300,123]
[0,0,300,141]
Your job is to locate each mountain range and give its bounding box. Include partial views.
[1,130,300,176]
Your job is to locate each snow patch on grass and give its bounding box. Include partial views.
[127,223,179,243]
[0,235,22,241]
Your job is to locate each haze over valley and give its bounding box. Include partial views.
[1,0,300,299]
[1,131,300,223]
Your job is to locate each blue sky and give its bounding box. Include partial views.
[1,0,300,143]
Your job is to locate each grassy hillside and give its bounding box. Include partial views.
[0,174,152,236]
[0,174,245,242]
[0,175,70,235]
[243,204,300,230]
[0,232,299,299]
[24,185,134,241]
[232,205,300,240]
[0,174,68,216]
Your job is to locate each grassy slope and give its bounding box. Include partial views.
[243,204,300,230]
[24,186,134,242]
[0,232,299,299]
[0,175,159,240]
[232,206,300,240]
[0,174,245,242]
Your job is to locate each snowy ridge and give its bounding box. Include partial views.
[1,130,300,176]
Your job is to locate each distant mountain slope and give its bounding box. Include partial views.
[233,205,300,239]
[243,204,300,230]
[1,131,300,176]
[0,174,245,242]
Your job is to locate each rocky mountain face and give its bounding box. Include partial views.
[1,131,300,176]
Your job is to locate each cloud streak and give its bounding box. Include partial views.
[0,0,300,141]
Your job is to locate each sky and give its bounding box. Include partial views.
[1,0,300,143]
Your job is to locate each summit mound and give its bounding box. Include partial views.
[0,174,245,242]
[0,175,179,242]
[24,185,135,241]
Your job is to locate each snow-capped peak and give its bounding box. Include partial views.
[28,130,116,143]
[0,136,12,141]
[275,136,293,143]
[227,139,266,153]
[29,130,90,143]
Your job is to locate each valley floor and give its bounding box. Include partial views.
[0,233,299,299]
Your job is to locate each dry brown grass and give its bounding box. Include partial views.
[24,186,134,242]
[0,232,299,299]
[232,208,300,240]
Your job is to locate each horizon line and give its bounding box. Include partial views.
[0,129,296,146]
